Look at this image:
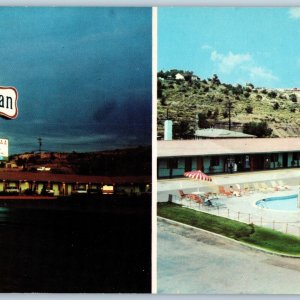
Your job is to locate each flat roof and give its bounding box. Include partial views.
[195,128,255,138]
[157,138,300,158]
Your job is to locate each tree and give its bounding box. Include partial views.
[273,102,280,110]
[212,74,221,85]
[289,94,297,103]
[157,80,163,98]
[173,120,194,139]
[198,113,210,128]
[245,105,253,114]
[268,90,277,98]
[243,121,272,137]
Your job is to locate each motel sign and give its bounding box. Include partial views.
[0,87,18,119]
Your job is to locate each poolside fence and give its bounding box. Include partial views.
[168,193,300,238]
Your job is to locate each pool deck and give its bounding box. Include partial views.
[157,168,300,236]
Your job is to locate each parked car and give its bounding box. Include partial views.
[71,188,88,195]
[87,188,101,195]
[43,189,54,196]
[5,187,20,195]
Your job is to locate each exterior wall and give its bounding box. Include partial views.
[158,158,185,178]
[158,160,169,178]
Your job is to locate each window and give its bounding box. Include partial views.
[270,153,279,163]
[210,157,220,167]
[167,158,178,169]
[292,152,300,161]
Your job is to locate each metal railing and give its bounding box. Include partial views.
[168,193,300,237]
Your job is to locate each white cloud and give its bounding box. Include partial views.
[289,8,300,19]
[208,49,278,85]
[248,66,278,82]
[201,44,213,50]
[210,50,252,73]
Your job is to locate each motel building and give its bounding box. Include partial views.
[0,171,151,196]
[157,137,300,179]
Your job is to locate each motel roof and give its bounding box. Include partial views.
[0,171,150,185]
[157,138,300,158]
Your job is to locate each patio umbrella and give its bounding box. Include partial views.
[184,170,212,182]
[183,170,217,195]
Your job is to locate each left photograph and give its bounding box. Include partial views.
[0,7,152,293]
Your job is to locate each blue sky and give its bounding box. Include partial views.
[158,7,300,89]
[0,7,151,155]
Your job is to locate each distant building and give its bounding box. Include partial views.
[191,75,199,81]
[175,73,185,80]
[194,128,256,139]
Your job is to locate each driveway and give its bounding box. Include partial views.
[157,218,300,294]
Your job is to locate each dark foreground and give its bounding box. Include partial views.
[0,195,151,293]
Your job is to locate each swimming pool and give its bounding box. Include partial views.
[256,194,300,211]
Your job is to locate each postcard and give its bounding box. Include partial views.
[0,7,152,293]
[156,7,300,294]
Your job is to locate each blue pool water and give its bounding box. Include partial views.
[256,194,300,211]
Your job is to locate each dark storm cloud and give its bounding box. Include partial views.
[0,7,152,154]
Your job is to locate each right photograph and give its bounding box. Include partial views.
[157,7,300,294]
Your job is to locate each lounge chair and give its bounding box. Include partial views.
[218,186,232,197]
[178,189,188,199]
[242,183,253,194]
[260,182,275,192]
[271,181,284,191]
[277,180,291,190]
[253,182,268,193]
[234,184,243,196]
[187,194,204,204]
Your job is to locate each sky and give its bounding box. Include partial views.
[158,7,300,89]
[0,7,152,155]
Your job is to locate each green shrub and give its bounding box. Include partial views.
[243,121,272,137]
[289,94,297,102]
[245,105,253,114]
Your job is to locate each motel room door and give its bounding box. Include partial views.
[185,157,192,172]
[196,157,203,172]
[252,154,265,171]
[282,153,288,168]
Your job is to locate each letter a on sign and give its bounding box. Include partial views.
[0,87,18,119]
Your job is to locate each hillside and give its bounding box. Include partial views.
[7,146,151,176]
[157,70,300,139]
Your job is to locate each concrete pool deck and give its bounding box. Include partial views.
[157,168,300,236]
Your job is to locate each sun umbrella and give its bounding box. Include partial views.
[184,170,212,182]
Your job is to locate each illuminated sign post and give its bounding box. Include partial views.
[0,139,8,160]
[0,86,18,160]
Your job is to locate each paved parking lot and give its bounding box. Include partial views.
[157,218,300,294]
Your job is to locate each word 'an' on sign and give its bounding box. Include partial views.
[0,87,18,119]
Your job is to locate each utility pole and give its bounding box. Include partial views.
[38,137,42,153]
[225,99,234,131]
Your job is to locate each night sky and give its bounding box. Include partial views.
[0,7,152,155]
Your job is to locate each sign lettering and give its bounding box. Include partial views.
[0,87,18,119]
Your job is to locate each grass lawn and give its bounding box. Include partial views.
[158,202,300,255]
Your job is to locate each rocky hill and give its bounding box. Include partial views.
[157,70,300,139]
